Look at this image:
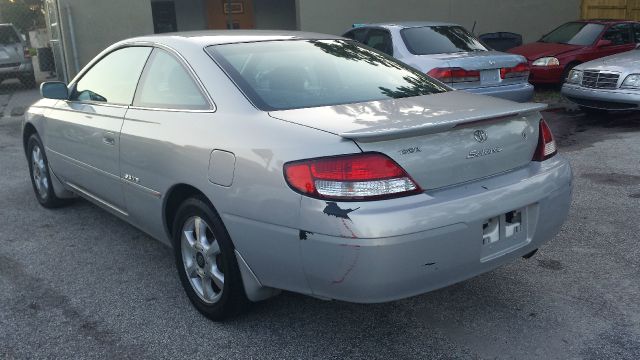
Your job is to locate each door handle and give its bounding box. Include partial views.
[102,135,116,146]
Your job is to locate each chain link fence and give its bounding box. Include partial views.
[0,0,56,116]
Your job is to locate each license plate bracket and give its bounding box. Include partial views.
[480,69,500,85]
[480,207,529,262]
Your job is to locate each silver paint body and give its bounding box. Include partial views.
[344,22,534,102]
[0,24,34,79]
[23,31,572,303]
[562,49,640,110]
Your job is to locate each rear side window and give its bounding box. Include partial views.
[634,24,640,42]
[363,29,393,56]
[400,26,488,55]
[71,47,152,105]
[343,28,368,43]
[133,49,209,110]
[603,23,633,45]
[0,26,20,44]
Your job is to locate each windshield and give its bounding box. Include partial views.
[0,26,20,44]
[540,22,605,45]
[207,40,448,111]
[400,26,488,55]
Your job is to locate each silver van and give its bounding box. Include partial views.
[0,24,35,88]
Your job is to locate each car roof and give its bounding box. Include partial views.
[354,21,459,29]
[124,30,343,48]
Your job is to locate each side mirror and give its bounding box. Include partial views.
[636,43,640,49]
[40,81,69,100]
[596,39,613,48]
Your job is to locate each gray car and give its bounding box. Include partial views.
[0,23,35,88]
[562,48,640,111]
[343,22,533,102]
[23,31,572,320]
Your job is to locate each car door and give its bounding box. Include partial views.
[44,46,152,213]
[120,47,213,240]
[592,23,636,60]
[633,23,640,45]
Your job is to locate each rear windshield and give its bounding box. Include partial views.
[207,40,448,111]
[0,26,20,44]
[400,26,488,55]
[540,22,605,45]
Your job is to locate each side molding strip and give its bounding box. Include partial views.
[65,181,129,217]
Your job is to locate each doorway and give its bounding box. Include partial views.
[206,0,255,29]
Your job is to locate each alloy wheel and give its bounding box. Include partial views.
[180,216,225,304]
[31,144,49,199]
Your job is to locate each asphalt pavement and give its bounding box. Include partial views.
[1,89,639,359]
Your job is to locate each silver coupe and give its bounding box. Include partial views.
[23,31,572,320]
[563,47,640,112]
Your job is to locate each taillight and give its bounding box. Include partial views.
[283,153,422,201]
[500,63,530,79]
[23,47,31,59]
[427,67,480,84]
[532,119,557,161]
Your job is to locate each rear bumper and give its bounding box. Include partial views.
[528,65,564,84]
[0,62,34,77]
[464,82,534,102]
[561,84,640,110]
[298,156,572,303]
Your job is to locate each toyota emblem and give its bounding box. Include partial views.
[473,130,488,143]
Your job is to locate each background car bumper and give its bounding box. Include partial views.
[464,82,534,102]
[0,62,34,77]
[562,84,640,110]
[298,157,573,303]
[528,65,564,84]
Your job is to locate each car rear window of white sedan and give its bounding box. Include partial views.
[400,26,488,55]
[207,40,449,111]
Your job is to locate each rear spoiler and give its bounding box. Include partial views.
[339,102,547,142]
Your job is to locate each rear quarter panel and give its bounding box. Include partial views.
[119,42,361,293]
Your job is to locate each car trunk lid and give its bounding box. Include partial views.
[426,51,529,88]
[269,91,546,190]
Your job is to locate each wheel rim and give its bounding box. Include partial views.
[181,216,224,304]
[31,144,49,199]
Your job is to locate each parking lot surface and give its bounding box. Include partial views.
[1,88,639,359]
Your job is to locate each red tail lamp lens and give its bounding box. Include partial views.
[533,119,557,161]
[284,153,421,200]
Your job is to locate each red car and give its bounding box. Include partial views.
[509,20,640,84]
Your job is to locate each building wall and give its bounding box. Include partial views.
[296,0,581,43]
[171,0,207,31]
[254,0,297,30]
[59,0,153,79]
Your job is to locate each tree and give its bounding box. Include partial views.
[0,0,45,33]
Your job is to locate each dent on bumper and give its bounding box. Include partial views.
[299,157,573,303]
[464,82,534,102]
[562,84,640,110]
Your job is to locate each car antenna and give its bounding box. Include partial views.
[471,20,477,34]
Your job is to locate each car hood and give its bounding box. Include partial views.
[509,42,583,61]
[575,50,640,72]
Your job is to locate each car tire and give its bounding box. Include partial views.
[26,134,68,208]
[20,73,37,88]
[172,196,249,321]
